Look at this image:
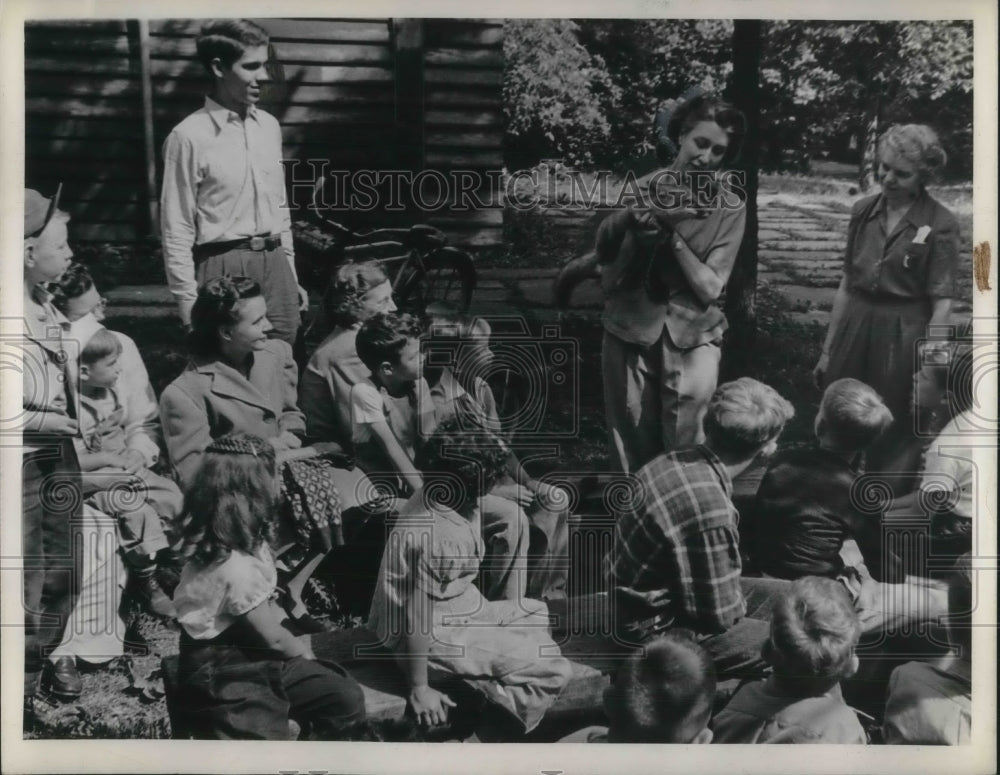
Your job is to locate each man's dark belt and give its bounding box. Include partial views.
[192,234,281,261]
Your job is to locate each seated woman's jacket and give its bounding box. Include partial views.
[159,339,305,487]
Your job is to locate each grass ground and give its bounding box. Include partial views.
[25,281,824,740]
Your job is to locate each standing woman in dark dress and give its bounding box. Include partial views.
[813,125,959,487]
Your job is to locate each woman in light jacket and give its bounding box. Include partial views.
[160,276,371,622]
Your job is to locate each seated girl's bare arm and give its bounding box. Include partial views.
[243,598,314,660]
[398,583,455,726]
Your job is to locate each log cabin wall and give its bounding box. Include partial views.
[24,18,504,249]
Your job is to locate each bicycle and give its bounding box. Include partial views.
[292,178,477,316]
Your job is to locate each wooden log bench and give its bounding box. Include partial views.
[308,592,631,726]
[162,593,631,738]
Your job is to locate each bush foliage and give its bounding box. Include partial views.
[504,20,973,180]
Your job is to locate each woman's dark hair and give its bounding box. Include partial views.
[415,417,509,511]
[188,275,263,357]
[667,92,747,165]
[179,433,277,566]
[48,262,96,313]
[196,19,270,73]
[323,261,391,328]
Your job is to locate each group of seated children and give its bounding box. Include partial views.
[23,188,974,742]
[561,565,970,745]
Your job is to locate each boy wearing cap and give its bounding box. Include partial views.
[21,187,84,702]
[160,19,305,345]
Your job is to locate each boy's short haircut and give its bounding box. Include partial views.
[355,312,424,373]
[768,577,860,687]
[49,262,96,313]
[414,416,509,507]
[703,377,795,459]
[820,378,894,451]
[81,327,122,366]
[196,19,269,72]
[604,631,717,743]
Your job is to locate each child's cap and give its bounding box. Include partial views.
[25,184,62,238]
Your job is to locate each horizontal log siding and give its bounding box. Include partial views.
[25,18,503,248]
[422,20,504,247]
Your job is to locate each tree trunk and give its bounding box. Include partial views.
[859,101,880,192]
[722,19,762,376]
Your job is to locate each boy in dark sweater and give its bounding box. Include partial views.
[752,378,892,580]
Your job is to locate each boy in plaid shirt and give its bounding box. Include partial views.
[607,377,794,679]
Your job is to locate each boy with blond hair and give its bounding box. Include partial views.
[72,319,183,618]
[752,378,893,580]
[608,377,795,679]
[712,576,867,744]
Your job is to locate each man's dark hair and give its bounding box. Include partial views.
[196,19,270,73]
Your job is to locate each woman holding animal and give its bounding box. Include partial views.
[596,91,748,474]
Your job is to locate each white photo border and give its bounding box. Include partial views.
[2,1,995,773]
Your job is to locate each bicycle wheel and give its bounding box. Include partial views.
[395,246,477,314]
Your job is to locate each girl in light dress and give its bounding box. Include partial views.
[367,418,573,738]
[172,433,365,739]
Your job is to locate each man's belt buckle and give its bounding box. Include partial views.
[249,236,267,251]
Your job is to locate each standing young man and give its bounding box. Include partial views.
[161,19,306,345]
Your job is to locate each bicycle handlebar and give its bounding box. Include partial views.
[309,176,446,251]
